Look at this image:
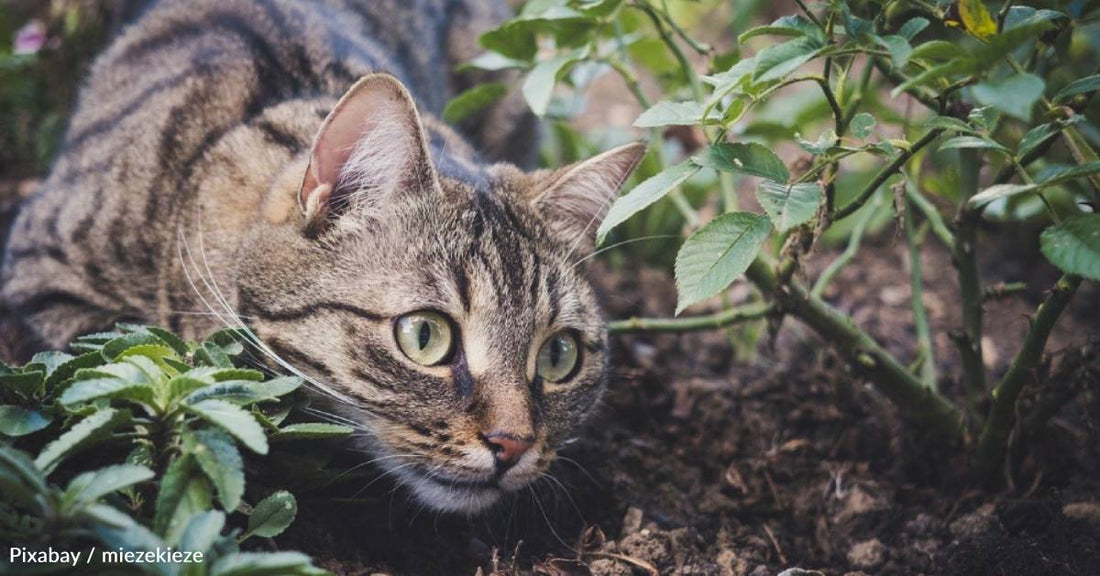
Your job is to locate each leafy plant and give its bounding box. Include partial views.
[0,324,351,575]
[455,0,1100,483]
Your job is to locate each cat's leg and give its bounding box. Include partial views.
[445,0,539,169]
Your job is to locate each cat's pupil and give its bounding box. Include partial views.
[549,338,561,366]
[418,322,431,350]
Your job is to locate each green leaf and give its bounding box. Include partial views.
[253,375,302,398]
[875,35,911,68]
[596,161,700,245]
[796,130,837,155]
[187,367,265,382]
[522,47,587,117]
[969,161,1100,209]
[898,17,930,41]
[939,135,1010,153]
[958,0,997,39]
[674,212,773,314]
[0,444,49,510]
[27,351,73,379]
[909,40,958,63]
[442,83,509,124]
[0,405,53,437]
[101,332,164,361]
[0,370,45,398]
[1053,74,1100,104]
[186,429,245,511]
[890,59,975,97]
[35,408,129,473]
[739,15,822,43]
[153,455,213,542]
[1017,123,1060,158]
[459,52,528,72]
[634,100,720,128]
[849,113,876,140]
[210,551,327,576]
[145,326,190,357]
[752,36,823,82]
[247,491,297,539]
[702,57,757,95]
[177,510,226,554]
[63,464,154,508]
[924,116,975,134]
[972,73,1045,121]
[272,423,355,441]
[755,181,823,232]
[1041,214,1100,281]
[693,142,789,183]
[186,399,269,454]
[44,351,105,391]
[59,377,155,407]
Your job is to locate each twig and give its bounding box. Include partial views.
[746,257,964,440]
[762,523,789,566]
[905,195,937,390]
[832,128,944,220]
[982,282,1028,302]
[811,194,882,298]
[905,181,954,251]
[976,274,1082,481]
[608,302,773,333]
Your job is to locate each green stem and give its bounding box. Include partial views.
[746,257,963,440]
[905,181,954,251]
[608,302,773,333]
[872,57,941,113]
[905,196,937,390]
[833,127,944,220]
[954,149,986,420]
[811,193,881,298]
[975,274,1082,481]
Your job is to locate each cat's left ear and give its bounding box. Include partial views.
[532,142,647,248]
[299,73,437,228]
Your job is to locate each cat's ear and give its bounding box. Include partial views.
[299,73,436,227]
[533,142,646,248]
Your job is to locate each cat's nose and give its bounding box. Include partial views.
[482,432,533,469]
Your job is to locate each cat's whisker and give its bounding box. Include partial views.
[554,455,601,488]
[354,460,421,497]
[331,453,419,483]
[538,471,584,524]
[526,484,571,549]
[570,234,680,270]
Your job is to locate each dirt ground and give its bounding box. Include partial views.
[264,229,1099,576]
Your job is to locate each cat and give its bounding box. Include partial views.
[0,0,644,513]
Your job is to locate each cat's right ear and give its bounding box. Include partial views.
[299,73,437,230]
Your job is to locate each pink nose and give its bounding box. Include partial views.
[483,433,533,468]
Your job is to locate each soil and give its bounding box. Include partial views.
[272,232,1100,576]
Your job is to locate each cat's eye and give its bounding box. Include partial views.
[535,332,580,383]
[395,311,454,366]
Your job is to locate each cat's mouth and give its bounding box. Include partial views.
[392,461,541,514]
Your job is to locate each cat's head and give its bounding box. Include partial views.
[238,74,643,513]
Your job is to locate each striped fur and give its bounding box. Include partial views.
[1,0,643,513]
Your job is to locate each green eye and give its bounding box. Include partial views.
[536,332,580,383]
[395,311,454,366]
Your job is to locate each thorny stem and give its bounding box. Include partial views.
[905,182,954,251]
[953,149,987,421]
[905,195,938,390]
[746,257,964,440]
[975,274,1082,481]
[832,127,945,220]
[811,194,881,299]
[608,302,773,333]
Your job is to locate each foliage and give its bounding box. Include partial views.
[0,324,352,575]
[455,0,1100,483]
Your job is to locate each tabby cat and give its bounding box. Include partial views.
[1,0,644,513]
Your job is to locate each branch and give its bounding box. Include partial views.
[905,180,954,251]
[832,128,944,220]
[608,302,773,334]
[746,258,964,440]
[975,274,1082,481]
[811,193,881,298]
[906,196,937,390]
[953,149,986,419]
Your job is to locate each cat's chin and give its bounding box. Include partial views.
[402,471,504,514]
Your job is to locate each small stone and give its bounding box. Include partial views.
[949,504,997,538]
[715,548,749,576]
[622,506,644,535]
[847,538,886,570]
[1063,501,1100,525]
[589,558,632,576]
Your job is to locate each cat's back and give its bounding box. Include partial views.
[2,0,516,349]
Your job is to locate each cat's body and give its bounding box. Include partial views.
[2,0,643,513]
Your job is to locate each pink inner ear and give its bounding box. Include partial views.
[299,80,409,208]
